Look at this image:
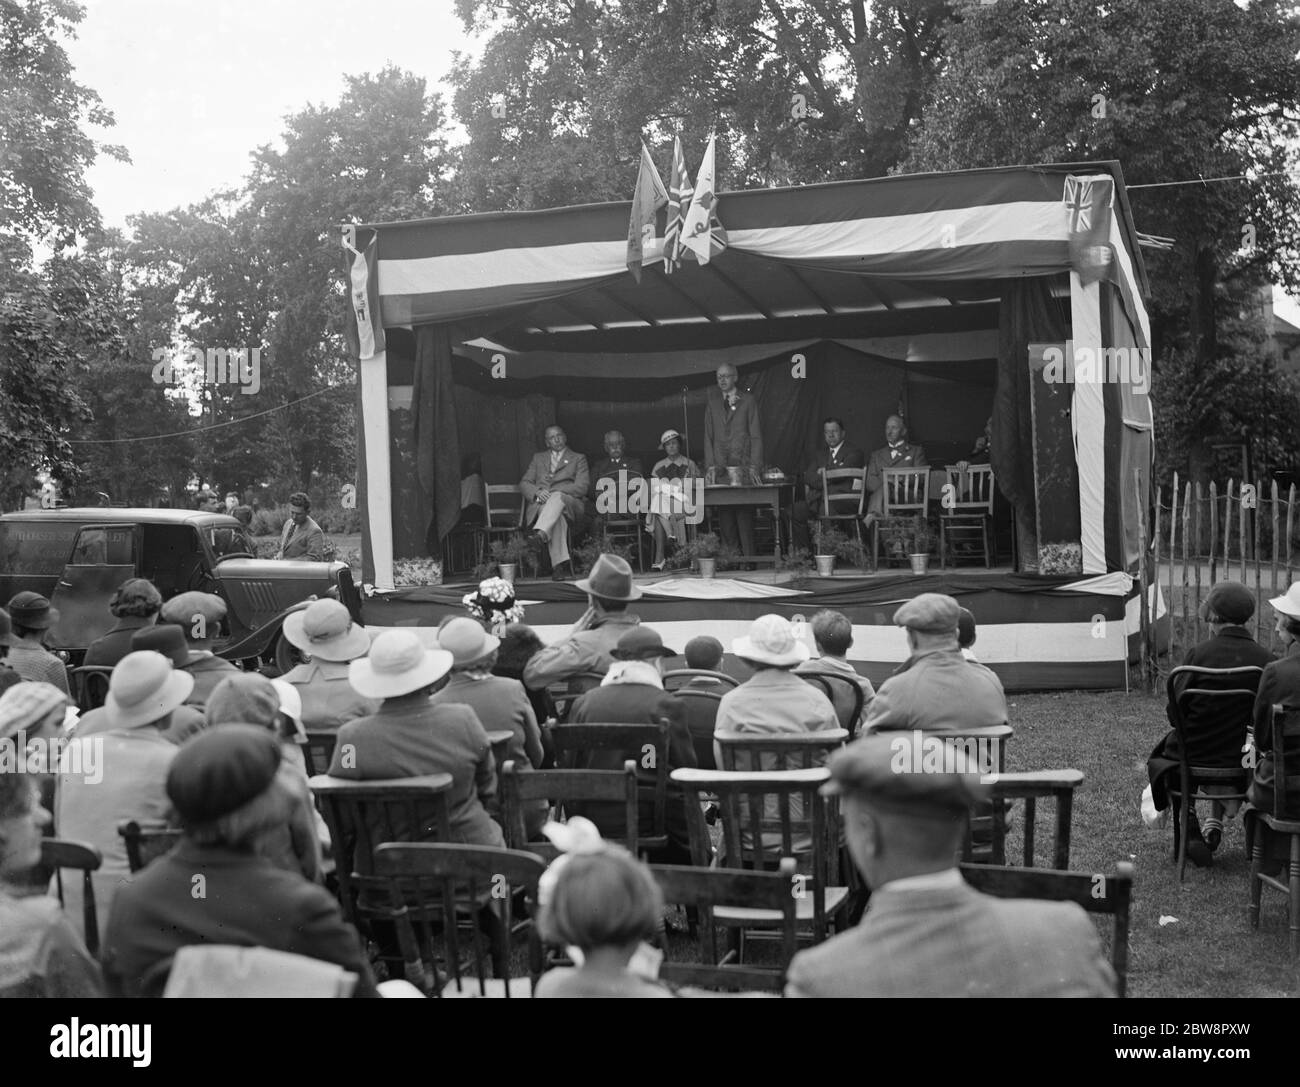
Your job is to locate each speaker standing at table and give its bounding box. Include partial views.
[704,363,763,566]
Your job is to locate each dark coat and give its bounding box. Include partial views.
[803,441,867,510]
[1250,644,1300,818]
[101,841,376,997]
[1147,627,1273,808]
[83,616,155,669]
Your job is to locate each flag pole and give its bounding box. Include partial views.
[681,386,691,462]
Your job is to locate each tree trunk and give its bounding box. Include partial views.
[1186,242,1219,484]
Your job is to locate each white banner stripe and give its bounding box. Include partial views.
[1070,277,1109,576]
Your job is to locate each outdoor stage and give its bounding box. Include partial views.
[358,565,1167,692]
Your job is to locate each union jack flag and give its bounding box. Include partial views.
[1064,177,1093,233]
[1064,175,1114,285]
[664,136,693,274]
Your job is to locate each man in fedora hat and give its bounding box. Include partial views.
[861,593,1006,734]
[276,492,326,561]
[83,578,162,669]
[520,425,590,581]
[279,599,380,732]
[331,630,505,849]
[1147,580,1272,864]
[55,650,191,944]
[567,626,698,862]
[784,734,1115,997]
[102,725,377,998]
[160,591,239,706]
[432,618,547,836]
[523,553,644,691]
[4,592,69,695]
[75,624,207,744]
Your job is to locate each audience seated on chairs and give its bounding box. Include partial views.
[432,618,547,837]
[784,734,1116,998]
[329,630,505,848]
[1248,584,1300,871]
[714,615,837,769]
[0,770,102,997]
[159,592,239,706]
[862,594,1007,734]
[794,610,875,731]
[54,651,186,944]
[205,673,324,882]
[0,681,70,895]
[957,607,979,662]
[278,600,381,731]
[83,579,162,669]
[4,593,69,696]
[1147,582,1272,867]
[523,554,643,691]
[566,627,698,864]
[78,625,207,744]
[534,828,673,999]
[101,725,377,997]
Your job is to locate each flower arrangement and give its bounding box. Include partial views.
[393,557,443,586]
[462,576,526,628]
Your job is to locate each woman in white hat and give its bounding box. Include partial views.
[279,599,381,731]
[55,650,191,943]
[648,430,701,571]
[1250,583,1300,831]
[331,630,506,848]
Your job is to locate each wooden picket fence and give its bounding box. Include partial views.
[1134,473,1299,688]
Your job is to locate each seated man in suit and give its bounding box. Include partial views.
[1147,581,1272,866]
[785,733,1116,997]
[863,415,928,531]
[792,417,867,553]
[521,425,590,581]
[591,430,644,485]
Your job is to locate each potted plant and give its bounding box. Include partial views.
[488,533,536,582]
[812,524,849,576]
[689,532,722,578]
[777,546,813,577]
[905,516,936,574]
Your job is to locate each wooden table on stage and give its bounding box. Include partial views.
[702,483,794,566]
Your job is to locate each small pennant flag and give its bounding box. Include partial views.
[341,226,386,360]
[1064,175,1115,285]
[680,133,728,266]
[627,140,668,282]
[664,136,693,275]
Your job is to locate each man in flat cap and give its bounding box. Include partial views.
[861,593,1006,734]
[1147,580,1272,865]
[160,591,239,706]
[785,734,1116,997]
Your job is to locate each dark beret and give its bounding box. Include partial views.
[166,724,281,825]
[1199,581,1254,625]
[823,732,991,814]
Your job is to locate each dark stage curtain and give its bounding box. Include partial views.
[995,276,1070,571]
[412,325,464,549]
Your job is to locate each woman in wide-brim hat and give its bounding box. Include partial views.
[648,429,701,572]
[279,600,381,732]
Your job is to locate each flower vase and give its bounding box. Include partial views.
[696,557,717,579]
[814,554,836,576]
[498,563,517,584]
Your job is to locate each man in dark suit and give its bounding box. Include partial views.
[785,734,1116,998]
[703,363,763,565]
[792,417,867,553]
[863,414,928,527]
[567,626,698,864]
[591,429,644,485]
[101,725,377,997]
[1147,581,1272,865]
[520,425,590,580]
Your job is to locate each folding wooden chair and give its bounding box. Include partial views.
[374,842,546,998]
[549,671,607,722]
[870,467,931,570]
[302,730,339,778]
[960,861,1134,997]
[499,759,639,861]
[118,820,183,873]
[1247,704,1300,959]
[650,858,799,993]
[70,666,113,713]
[42,838,102,955]
[661,669,740,692]
[799,672,866,736]
[713,729,849,773]
[961,769,1085,869]
[939,464,996,567]
[481,484,525,564]
[817,466,868,553]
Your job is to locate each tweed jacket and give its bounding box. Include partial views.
[280,658,382,732]
[862,646,1006,734]
[786,873,1116,998]
[520,448,590,520]
[278,515,326,561]
[522,613,642,690]
[180,652,240,706]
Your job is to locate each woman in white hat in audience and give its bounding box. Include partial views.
[278,599,380,731]
[330,629,505,848]
[1251,583,1300,837]
[55,650,189,942]
[648,429,701,572]
[431,618,547,837]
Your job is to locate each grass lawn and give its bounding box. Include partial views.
[1006,686,1298,998]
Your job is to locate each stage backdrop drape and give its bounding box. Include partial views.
[412,325,464,548]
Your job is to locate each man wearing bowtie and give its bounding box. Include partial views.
[521,425,590,580]
[591,430,645,484]
[864,415,928,526]
[792,417,867,552]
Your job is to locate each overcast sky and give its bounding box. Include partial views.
[63,0,1300,325]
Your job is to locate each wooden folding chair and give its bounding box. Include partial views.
[549,671,607,722]
[499,759,639,860]
[870,466,931,569]
[661,669,740,692]
[961,769,1085,869]
[960,861,1134,997]
[818,466,868,553]
[374,842,546,998]
[713,729,849,773]
[670,687,725,770]
[1166,664,1261,881]
[42,838,102,955]
[302,730,339,778]
[939,464,996,567]
[550,722,669,851]
[1247,703,1300,959]
[481,484,525,564]
[799,672,866,736]
[118,820,183,873]
[650,858,799,993]
[70,666,113,713]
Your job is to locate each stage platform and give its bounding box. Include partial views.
[359,564,1164,692]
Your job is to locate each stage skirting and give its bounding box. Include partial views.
[358,571,1167,692]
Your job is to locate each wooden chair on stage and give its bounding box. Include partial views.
[870,467,930,570]
[939,464,996,568]
[818,466,868,555]
[479,484,525,565]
